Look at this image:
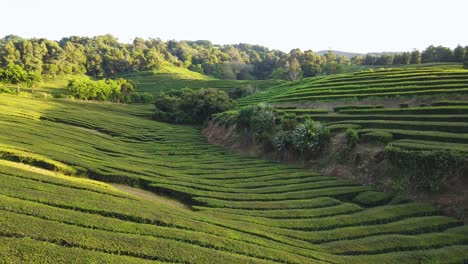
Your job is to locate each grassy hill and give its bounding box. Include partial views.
[120,65,285,95]
[0,94,467,263]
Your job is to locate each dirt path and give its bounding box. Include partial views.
[110,183,191,210]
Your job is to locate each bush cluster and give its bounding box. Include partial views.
[153,88,233,124]
[238,103,275,142]
[67,77,148,103]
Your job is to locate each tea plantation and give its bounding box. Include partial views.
[237,67,468,106]
[0,94,467,263]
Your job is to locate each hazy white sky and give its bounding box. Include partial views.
[2,0,467,53]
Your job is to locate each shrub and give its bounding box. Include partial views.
[361,131,393,143]
[238,103,275,142]
[67,77,136,103]
[345,128,359,146]
[212,110,239,126]
[386,145,466,191]
[353,191,392,206]
[291,119,330,155]
[153,88,233,124]
[154,93,181,113]
[129,92,154,103]
[278,113,298,131]
[228,85,257,99]
[180,88,234,124]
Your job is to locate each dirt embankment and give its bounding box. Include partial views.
[202,122,468,223]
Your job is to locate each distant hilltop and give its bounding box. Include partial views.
[316,50,406,58]
[316,50,364,58]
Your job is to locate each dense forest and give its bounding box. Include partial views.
[1,34,467,83]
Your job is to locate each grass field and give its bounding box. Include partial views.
[0,94,467,263]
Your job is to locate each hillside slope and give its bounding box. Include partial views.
[237,67,468,106]
[0,95,467,263]
[121,65,285,95]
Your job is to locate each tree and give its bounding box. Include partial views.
[180,88,233,123]
[1,64,27,93]
[145,48,165,70]
[286,58,302,80]
[401,52,411,64]
[410,50,421,64]
[453,45,465,62]
[26,71,42,93]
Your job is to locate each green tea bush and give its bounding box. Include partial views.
[345,128,359,146]
[353,191,392,206]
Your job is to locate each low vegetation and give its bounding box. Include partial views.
[153,88,233,124]
[0,94,467,263]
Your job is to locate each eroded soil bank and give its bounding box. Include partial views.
[202,122,468,223]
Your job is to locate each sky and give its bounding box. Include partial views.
[1,0,467,54]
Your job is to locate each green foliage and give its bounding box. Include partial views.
[66,76,136,102]
[212,110,239,126]
[238,103,275,142]
[181,88,234,123]
[153,88,233,124]
[345,128,359,146]
[291,119,330,154]
[0,95,468,263]
[353,191,393,206]
[0,63,27,91]
[386,145,466,191]
[361,131,393,143]
[238,68,468,106]
[228,85,257,99]
[279,113,299,131]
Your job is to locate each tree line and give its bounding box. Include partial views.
[357,45,468,66]
[0,34,467,85]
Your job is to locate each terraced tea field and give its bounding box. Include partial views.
[276,101,468,154]
[237,68,468,106]
[121,67,285,95]
[0,94,467,263]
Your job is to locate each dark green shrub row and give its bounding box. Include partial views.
[301,114,468,123]
[358,128,468,144]
[353,191,393,207]
[330,120,468,133]
[361,131,393,143]
[275,83,468,100]
[339,106,468,115]
[333,105,384,112]
[385,145,467,191]
[272,87,468,103]
[431,100,468,106]
[389,139,468,153]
